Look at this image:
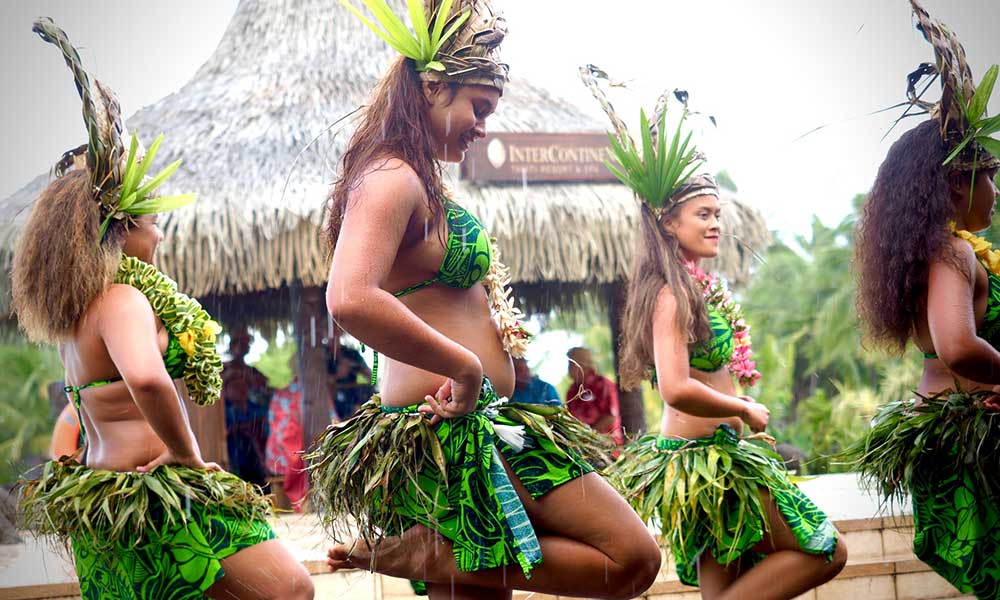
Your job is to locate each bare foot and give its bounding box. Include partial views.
[326,525,453,580]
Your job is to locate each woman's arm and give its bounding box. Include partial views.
[326,159,482,412]
[652,285,768,430]
[98,284,211,468]
[928,240,1000,383]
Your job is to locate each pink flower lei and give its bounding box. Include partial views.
[684,261,762,387]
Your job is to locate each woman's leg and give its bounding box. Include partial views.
[206,538,315,600]
[329,470,662,600]
[713,490,848,600]
[696,552,743,600]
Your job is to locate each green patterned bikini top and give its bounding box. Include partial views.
[393,200,492,297]
[65,332,187,444]
[651,305,735,385]
[370,201,492,387]
[688,305,735,372]
[923,263,1000,359]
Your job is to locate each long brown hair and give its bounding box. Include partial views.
[324,57,453,253]
[12,169,128,343]
[619,201,711,389]
[855,119,962,353]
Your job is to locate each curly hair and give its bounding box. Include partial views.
[855,119,963,352]
[618,202,711,389]
[12,170,127,343]
[323,56,454,254]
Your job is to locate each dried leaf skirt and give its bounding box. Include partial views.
[609,424,837,586]
[306,376,607,594]
[18,461,274,599]
[843,391,1000,598]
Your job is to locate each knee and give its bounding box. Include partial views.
[829,538,848,575]
[607,537,662,599]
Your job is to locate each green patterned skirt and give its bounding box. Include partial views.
[18,461,275,599]
[609,425,838,586]
[306,376,609,594]
[843,391,1000,598]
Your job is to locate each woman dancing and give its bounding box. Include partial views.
[580,69,845,599]
[847,2,1000,597]
[308,1,661,599]
[13,18,312,600]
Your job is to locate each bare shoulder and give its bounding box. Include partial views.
[933,237,978,280]
[349,157,427,214]
[93,284,155,323]
[653,284,679,316]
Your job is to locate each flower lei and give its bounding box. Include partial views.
[482,239,531,358]
[950,223,1000,276]
[684,261,761,387]
[115,255,223,405]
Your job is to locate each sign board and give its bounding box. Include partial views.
[460,132,619,183]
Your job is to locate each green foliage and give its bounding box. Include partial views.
[743,201,926,473]
[251,333,297,390]
[605,109,703,209]
[339,0,469,72]
[0,343,64,486]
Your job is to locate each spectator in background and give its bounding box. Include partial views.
[510,357,561,406]
[328,345,373,421]
[566,347,624,445]
[223,330,271,486]
[266,357,308,511]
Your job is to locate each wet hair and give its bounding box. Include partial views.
[12,170,128,342]
[618,202,710,389]
[324,56,457,254]
[855,119,962,352]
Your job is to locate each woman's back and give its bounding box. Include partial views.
[61,283,176,471]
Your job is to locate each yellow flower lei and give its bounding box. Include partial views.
[115,255,223,406]
[950,223,1000,276]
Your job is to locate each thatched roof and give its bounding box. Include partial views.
[0,0,769,320]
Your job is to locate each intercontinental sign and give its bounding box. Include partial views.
[460,132,619,183]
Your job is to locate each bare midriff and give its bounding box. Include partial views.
[660,367,743,440]
[378,283,514,407]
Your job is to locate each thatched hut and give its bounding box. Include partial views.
[0,0,769,445]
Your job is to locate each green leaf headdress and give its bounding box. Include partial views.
[340,0,509,91]
[32,18,195,242]
[579,65,710,215]
[902,0,1000,174]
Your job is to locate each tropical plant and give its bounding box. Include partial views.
[0,342,64,486]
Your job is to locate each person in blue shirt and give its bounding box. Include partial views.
[510,357,561,406]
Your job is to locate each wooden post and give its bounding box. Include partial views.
[607,282,647,439]
[292,281,331,447]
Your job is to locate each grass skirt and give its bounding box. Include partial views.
[306,376,609,593]
[609,424,837,586]
[18,461,274,599]
[842,390,1000,598]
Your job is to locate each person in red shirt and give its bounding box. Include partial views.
[565,347,624,445]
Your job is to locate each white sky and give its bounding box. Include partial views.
[3,1,1000,236]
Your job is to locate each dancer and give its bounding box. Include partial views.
[581,67,845,599]
[846,2,1000,597]
[308,1,661,599]
[13,19,312,600]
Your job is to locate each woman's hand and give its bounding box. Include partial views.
[137,449,222,473]
[738,395,770,432]
[984,385,1000,411]
[419,363,483,425]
